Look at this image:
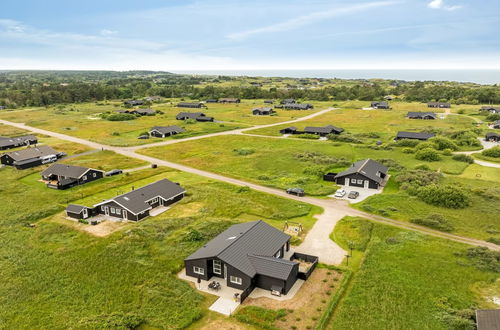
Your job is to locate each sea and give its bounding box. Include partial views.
[172,70,500,85]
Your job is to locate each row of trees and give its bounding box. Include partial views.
[0,71,499,107]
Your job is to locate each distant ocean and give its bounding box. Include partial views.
[172,70,500,85]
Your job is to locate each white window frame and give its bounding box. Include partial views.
[213,260,222,275]
[230,276,242,285]
[83,175,87,181]
[193,266,204,275]
[116,209,121,215]
[93,173,96,177]
[357,179,363,184]
[275,249,282,258]
[110,207,116,214]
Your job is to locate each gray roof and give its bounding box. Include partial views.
[176,112,205,119]
[304,125,343,134]
[371,101,389,107]
[186,220,291,278]
[407,112,437,119]
[95,179,185,215]
[283,103,312,110]
[66,204,87,214]
[253,107,273,112]
[150,126,185,135]
[428,102,450,107]
[248,255,297,280]
[177,102,203,107]
[335,159,388,184]
[41,163,100,179]
[481,106,500,111]
[0,135,37,148]
[396,131,435,140]
[134,108,155,115]
[3,145,59,161]
[476,310,500,330]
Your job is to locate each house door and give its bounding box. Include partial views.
[364,180,369,188]
[104,207,109,216]
[82,208,88,219]
[224,265,227,280]
[345,178,349,185]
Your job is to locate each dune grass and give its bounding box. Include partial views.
[329,217,498,330]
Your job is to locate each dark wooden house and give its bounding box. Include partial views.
[0,135,38,150]
[41,164,104,190]
[150,126,185,138]
[485,132,499,142]
[304,125,343,136]
[264,100,274,104]
[407,112,437,120]
[66,179,186,221]
[428,102,450,108]
[218,98,240,103]
[481,106,500,114]
[176,112,214,122]
[205,99,218,103]
[371,101,389,109]
[334,159,388,189]
[1,145,64,169]
[492,120,500,129]
[177,102,205,109]
[279,127,298,134]
[395,131,435,141]
[280,103,314,110]
[252,107,275,116]
[185,220,314,299]
[124,100,145,106]
[280,99,296,104]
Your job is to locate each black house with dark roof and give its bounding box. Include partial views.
[0,135,38,150]
[492,120,500,129]
[177,102,205,109]
[428,102,450,108]
[252,107,275,115]
[66,179,186,221]
[185,220,305,297]
[124,100,145,106]
[1,145,64,169]
[304,125,343,136]
[278,103,314,110]
[150,125,185,138]
[481,106,500,114]
[41,163,104,190]
[485,132,499,142]
[371,101,389,109]
[407,112,437,120]
[395,131,435,141]
[279,127,298,134]
[176,112,214,122]
[334,159,388,189]
[476,310,500,330]
[280,99,296,104]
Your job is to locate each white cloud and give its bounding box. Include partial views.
[226,1,401,40]
[428,0,462,11]
[100,29,117,36]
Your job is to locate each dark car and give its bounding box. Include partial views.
[286,188,305,197]
[105,169,123,177]
[138,135,149,140]
[348,191,360,199]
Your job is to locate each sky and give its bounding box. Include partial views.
[0,0,499,71]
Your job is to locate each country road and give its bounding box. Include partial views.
[1,117,498,255]
[454,138,500,168]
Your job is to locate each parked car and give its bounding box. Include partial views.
[105,169,123,177]
[286,188,305,197]
[348,191,360,199]
[334,189,346,197]
[138,135,149,139]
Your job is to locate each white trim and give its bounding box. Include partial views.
[193,266,204,275]
[230,276,242,285]
[213,260,222,275]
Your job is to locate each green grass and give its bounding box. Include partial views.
[329,217,498,330]
[354,175,500,241]
[61,150,147,171]
[0,161,320,329]
[138,135,472,196]
[472,152,500,164]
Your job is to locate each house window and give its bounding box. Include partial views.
[230,276,242,285]
[193,266,204,275]
[213,260,222,275]
[357,179,363,184]
[275,250,282,258]
[116,209,121,215]
[110,207,115,214]
[93,173,96,177]
[83,176,87,180]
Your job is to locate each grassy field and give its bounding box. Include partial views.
[138,134,472,196]
[329,217,499,330]
[60,150,147,171]
[0,160,320,329]
[245,101,479,143]
[0,99,333,147]
[354,174,500,241]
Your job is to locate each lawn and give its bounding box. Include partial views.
[60,150,147,171]
[354,174,500,241]
[245,101,478,143]
[138,134,472,196]
[0,162,319,328]
[329,217,499,330]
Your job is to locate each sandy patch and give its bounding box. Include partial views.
[199,319,247,330]
[82,221,126,237]
[243,268,342,328]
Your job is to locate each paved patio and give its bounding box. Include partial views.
[149,206,171,216]
[209,297,240,316]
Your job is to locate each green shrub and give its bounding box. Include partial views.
[402,147,414,154]
[415,142,436,151]
[452,154,474,163]
[482,146,500,158]
[410,214,454,232]
[233,148,255,156]
[375,159,405,171]
[79,312,143,329]
[111,132,121,136]
[417,184,470,209]
[429,136,458,151]
[464,247,500,272]
[486,113,500,121]
[328,133,363,144]
[303,165,326,177]
[441,148,452,156]
[297,133,320,140]
[396,139,420,147]
[414,164,431,170]
[294,152,350,166]
[415,148,441,161]
[105,113,136,121]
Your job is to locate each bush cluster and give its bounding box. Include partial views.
[297,133,320,140]
[233,148,255,156]
[429,136,458,151]
[328,133,363,144]
[482,146,500,158]
[417,184,470,209]
[415,148,441,161]
[294,152,350,166]
[102,113,136,121]
[452,154,474,163]
[410,214,454,232]
[396,170,441,191]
